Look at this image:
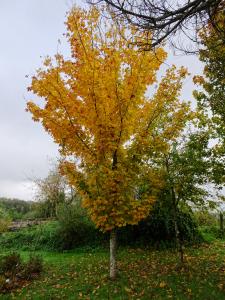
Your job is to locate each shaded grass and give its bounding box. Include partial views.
[1,240,225,299]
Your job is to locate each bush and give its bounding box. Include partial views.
[0,252,43,294]
[55,203,106,250]
[0,252,22,276]
[21,254,43,280]
[118,204,202,246]
[55,202,201,249]
[0,222,60,251]
[0,214,106,252]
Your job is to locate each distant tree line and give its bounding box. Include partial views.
[0,198,33,220]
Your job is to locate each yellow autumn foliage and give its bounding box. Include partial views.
[27,6,192,232]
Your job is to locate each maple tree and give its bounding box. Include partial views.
[27,6,191,279]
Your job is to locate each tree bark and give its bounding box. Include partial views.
[220,212,224,236]
[171,188,184,264]
[110,229,117,280]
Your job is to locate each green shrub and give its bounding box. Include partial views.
[118,204,202,246]
[55,204,106,250]
[0,215,106,252]
[47,202,200,250]
[0,222,59,251]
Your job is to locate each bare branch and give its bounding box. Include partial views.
[90,0,224,53]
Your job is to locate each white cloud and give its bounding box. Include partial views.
[0,180,36,201]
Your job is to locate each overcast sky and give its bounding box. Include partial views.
[0,0,203,201]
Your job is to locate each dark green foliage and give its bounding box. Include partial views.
[55,204,107,250]
[118,202,202,247]
[177,210,202,242]
[54,202,201,250]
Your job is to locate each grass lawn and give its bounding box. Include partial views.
[1,240,225,299]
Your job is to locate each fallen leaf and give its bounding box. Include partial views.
[125,286,132,293]
[159,281,167,288]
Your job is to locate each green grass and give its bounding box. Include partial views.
[1,240,225,300]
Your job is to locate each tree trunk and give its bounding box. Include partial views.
[171,188,184,265]
[220,212,224,236]
[173,211,184,264]
[110,229,117,280]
